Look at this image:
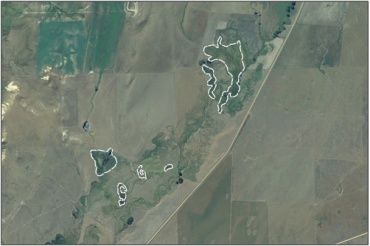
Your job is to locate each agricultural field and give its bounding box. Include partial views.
[1,1,367,245]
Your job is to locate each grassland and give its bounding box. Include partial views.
[177,154,232,244]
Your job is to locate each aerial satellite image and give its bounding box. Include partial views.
[1,1,368,244]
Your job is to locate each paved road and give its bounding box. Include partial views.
[146,2,306,244]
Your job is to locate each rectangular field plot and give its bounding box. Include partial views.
[268,203,316,244]
[230,201,269,244]
[36,21,86,75]
[274,24,343,69]
[177,154,232,244]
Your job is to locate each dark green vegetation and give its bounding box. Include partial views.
[1,2,23,36]
[204,39,244,83]
[215,15,258,68]
[226,63,263,116]
[82,224,101,244]
[209,12,274,114]
[202,65,217,98]
[90,149,117,176]
[36,21,86,75]
[178,101,210,181]
[45,234,67,245]
[269,2,294,38]
[178,154,232,244]
[85,2,125,72]
[85,2,125,119]
[127,217,134,225]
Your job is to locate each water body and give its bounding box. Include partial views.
[85,2,126,120]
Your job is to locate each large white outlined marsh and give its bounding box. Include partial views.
[201,36,246,114]
[89,148,118,177]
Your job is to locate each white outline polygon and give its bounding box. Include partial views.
[117,182,127,207]
[117,183,127,195]
[164,164,174,172]
[201,65,217,100]
[201,36,246,114]
[136,165,147,180]
[89,148,118,177]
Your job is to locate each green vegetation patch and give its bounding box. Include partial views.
[260,2,295,41]
[226,63,263,117]
[36,21,86,75]
[45,234,67,245]
[204,40,244,82]
[215,28,253,70]
[85,2,126,72]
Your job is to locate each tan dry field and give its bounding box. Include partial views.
[116,73,177,161]
[1,72,86,244]
[231,1,367,244]
[177,153,232,244]
[78,216,114,244]
[149,214,178,244]
[231,201,269,244]
[115,2,177,74]
[182,6,209,43]
[175,67,208,137]
[297,2,348,27]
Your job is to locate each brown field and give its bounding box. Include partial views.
[231,1,367,244]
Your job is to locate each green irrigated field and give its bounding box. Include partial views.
[36,21,86,75]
